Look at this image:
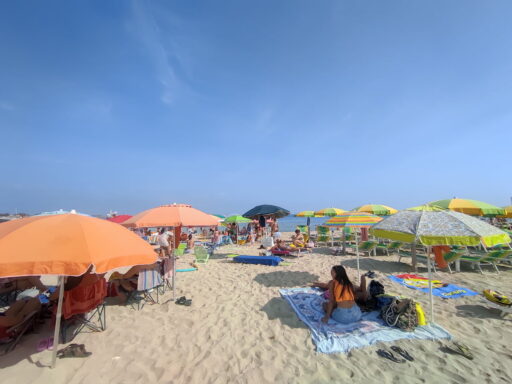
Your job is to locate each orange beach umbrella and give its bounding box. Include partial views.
[122,204,219,228]
[0,214,158,278]
[0,214,158,368]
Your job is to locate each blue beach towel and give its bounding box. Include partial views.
[233,255,283,266]
[388,274,478,299]
[279,287,451,354]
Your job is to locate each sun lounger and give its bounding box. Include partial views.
[358,241,378,257]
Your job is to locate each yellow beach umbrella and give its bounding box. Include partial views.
[314,208,345,217]
[353,204,398,216]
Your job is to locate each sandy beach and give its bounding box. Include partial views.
[1,232,511,384]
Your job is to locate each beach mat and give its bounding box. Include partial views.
[388,274,478,299]
[233,255,283,266]
[279,287,451,354]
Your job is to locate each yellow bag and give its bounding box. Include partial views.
[415,302,427,326]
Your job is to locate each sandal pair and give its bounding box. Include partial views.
[444,341,473,360]
[57,343,91,359]
[175,296,192,306]
[376,346,414,363]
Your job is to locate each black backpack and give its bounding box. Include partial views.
[369,280,385,298]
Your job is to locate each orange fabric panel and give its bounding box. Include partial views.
[122,204,219,228]
[62,275,107,319]
[433,246,450,268]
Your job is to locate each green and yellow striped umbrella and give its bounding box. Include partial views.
[295,211,316,217]
[314,208,345,217]
[428,198,505,217]
[324,212,383,227]
[353,204,398,216]
[500,206,512,218]
[407,205,445,212]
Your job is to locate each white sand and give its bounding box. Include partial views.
[1,233,512,383]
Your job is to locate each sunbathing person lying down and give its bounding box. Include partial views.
[270,239,295,253]
[311,265,366,324]
[0,297,41,330]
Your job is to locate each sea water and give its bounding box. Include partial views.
[277,216,327,232]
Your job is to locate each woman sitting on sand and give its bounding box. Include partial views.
[317,265,363,324]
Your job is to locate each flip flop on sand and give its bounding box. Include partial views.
[183,299,192,306]
[445,341,474,360]
[365,271,376,279]
[390,346,414,361]
[57,344,91,359]
[376,349,405,363]
[36,337,54,352]
[175,296,187,305]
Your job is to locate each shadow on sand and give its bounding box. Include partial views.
[340,257,412,274]
[455,304,512,321]
[254,271,319,288]
[260,297,308,329]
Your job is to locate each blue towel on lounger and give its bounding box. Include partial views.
[233,255,283,266]
[279,287,451,354]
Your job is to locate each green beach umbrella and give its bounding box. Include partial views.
[428,198,505,217]
[223,215,252,224]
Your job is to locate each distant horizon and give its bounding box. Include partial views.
[1,1,511,216]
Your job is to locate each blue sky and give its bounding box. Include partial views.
[1,0,511,216]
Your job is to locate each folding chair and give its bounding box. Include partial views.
[128,269,163,310]
[0,311,38,354]
[194,246,210,264]
[59,276,107,343]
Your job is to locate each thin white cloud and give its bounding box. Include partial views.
[129,0,180,105]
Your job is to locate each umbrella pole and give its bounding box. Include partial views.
[172,253,176,301]
[427,246,435,323]
[331,229,334,248]
[51,276,65,368]
[411,242,417,272]
[342,231,346,255]
[355,231,360,283]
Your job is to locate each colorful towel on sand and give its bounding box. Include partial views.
[388,274,478,299]
[279,288,451,354]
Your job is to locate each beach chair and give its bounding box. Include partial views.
[0,310,38,354]
[128,269,163,311]
[315,226,331,246]
[441,250,466,273]
[478,250,512,273]
[59,276,107,343]
[174,243,186,256]
[194,246,210,264]
[296,225,308,234]
[358,241,378,257]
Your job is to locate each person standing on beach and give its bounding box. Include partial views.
[158,228,171,258]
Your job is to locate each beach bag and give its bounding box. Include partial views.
[369,280,385,298]
[381,298,418,332]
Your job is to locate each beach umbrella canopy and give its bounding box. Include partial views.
[106,214,132,224]
[122,204,220,228]
[353,204,398,216]
[499,206,512,218]
[428,198,505,217]
[370,210,511,324]
[213,214,226,219]
[314,208,345,217]
[242,204,290,219]
[0,214,158,278]
[324,212,383,227]
[371,210,510,247]
[295,211,316,217]
[407,205,445,212]
[223,215,252,224]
